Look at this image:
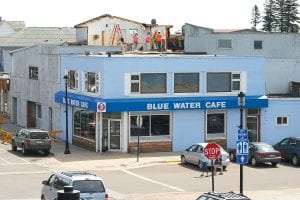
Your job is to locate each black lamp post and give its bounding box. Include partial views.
[64,75,70,154]
[238,91,245,194]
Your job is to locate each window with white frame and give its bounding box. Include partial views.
[206,110,226,139]
[130,73,167,94]
[68,70,79,90]
[84,72,99,93]
[217,39,232,49]
[207,72,242,93]
[174,73,200,93]
[276,116,288,126]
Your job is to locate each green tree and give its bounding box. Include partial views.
[262,0,277,31]
[251,5,262,30]
[281,0,300,32]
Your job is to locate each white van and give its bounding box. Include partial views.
[41,171,108,200]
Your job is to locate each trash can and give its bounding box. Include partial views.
[57,185,80,200]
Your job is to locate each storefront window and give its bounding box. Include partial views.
[73,108,96,140]
[206,110,226,139]
[130,112,170,140]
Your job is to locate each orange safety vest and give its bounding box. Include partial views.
[156,33,162,42]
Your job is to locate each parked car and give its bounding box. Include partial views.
[41,171,109,200]
[11,128,51,156]
[180,143,230,170]
[196,191,251,200]
[273,137,300,166]
[249,142,281,167]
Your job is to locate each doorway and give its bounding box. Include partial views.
[246,109,260,142]
[102,119,121,151]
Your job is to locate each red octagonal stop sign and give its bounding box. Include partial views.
[204,142,221,160]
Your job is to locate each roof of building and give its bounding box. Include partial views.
[5,21,26,31]
[0,27,76,47]
[74,13,173,28]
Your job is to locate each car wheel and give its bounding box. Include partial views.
[251,157,257,166]
[229,152,235,162]
[41,195,45,200]
[181,155,186,164]
[44,150,50,156]
[271,162,278,167]
[21,144,27,155]
[11,141,17,151]
[292,154,299,166]
[223,166,227,171]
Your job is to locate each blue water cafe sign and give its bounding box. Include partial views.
[55,91,268,112]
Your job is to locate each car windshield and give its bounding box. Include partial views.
[73,180,105,193]
[29,132,49,139]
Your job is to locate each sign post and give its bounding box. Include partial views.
[204,142,221,192]
[136,115,143,162]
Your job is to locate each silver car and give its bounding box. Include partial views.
[41,171,108,200]
[180,143,230,170]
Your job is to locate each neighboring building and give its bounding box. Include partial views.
[54,54,268,152]
[74,14,173,51]
[183,23,300,95]
[10,44,122,131]
[0,25,76,114]
[0,18,25,37]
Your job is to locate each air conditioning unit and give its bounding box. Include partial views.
[290,81,300,97]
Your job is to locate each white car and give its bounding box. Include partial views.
[180,143,230,170]
[41,171,108,200]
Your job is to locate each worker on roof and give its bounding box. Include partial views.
[155,31,162,51]
[133,32,139,51]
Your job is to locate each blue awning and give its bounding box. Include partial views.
[55,91,268,112]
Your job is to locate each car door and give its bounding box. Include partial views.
[14,131,23,147]
[42,174,56,200]
[275,138,290,159]
[190,145,201,165]
[248,143,255,160]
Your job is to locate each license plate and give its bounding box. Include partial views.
[268,154,275,157]
[36,141,43,144]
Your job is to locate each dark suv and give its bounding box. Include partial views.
[273,137,300,166]
[196,192,251,200]
[11,128,51,156]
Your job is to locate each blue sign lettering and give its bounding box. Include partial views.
[205,101,226,109]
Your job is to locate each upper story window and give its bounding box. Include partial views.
[217,39,232,49]
[207,72,241,93]
[174,73,200,93]
[276,116,288,126]
[67,70,79,90]
[130,73,167,94]
[84,72,99,93]
[254,40,263,49]
[29,66,38,80]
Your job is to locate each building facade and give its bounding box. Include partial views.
[10,44,121,131]
[55,54,268,152]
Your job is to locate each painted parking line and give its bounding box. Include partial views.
[122,169,185,192]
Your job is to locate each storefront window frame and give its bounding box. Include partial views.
[73,108,96,141]
[205,109,227,140]
[129,111,171,141]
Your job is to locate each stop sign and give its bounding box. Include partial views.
[204,142,221,160]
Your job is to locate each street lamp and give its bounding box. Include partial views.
[238,91,245,194]
[64,75,71,154]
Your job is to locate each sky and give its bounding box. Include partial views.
[0,0,291,32]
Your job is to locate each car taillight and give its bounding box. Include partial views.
[259,153,268,157]
[47,139,51,145]
[25,139,31,144]
[105,193,109,200]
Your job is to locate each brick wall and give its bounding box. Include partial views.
[128,141,172,153]
[72,136,96,151]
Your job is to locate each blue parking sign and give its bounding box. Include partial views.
[237,154,248,164]
[238,129,248,140]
